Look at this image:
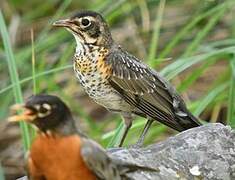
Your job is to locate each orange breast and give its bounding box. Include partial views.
[97,56,112,78]
[29,134,96,180]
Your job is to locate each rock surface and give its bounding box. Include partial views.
[108,123,235,180]
[16,123,235,180]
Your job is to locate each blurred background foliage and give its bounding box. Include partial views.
[0,0,235,179]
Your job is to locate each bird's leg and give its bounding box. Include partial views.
[134,118,154,148]
[118,113,133,147]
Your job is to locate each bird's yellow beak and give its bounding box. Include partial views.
[53,19,73,28]
[8,104,36,122]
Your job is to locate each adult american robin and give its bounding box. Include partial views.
[53,10,201,147]
[9,94,151,180]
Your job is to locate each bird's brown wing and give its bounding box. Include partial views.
[106,48,201,131]
[81,138,122,180]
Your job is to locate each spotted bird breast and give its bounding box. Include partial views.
[73,48,130,111]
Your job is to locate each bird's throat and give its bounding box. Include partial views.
[73,34,84,55]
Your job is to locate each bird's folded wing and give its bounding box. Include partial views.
[106,48,200,131]
[81,138,122,180]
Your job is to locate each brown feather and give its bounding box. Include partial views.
[107,47,201,131]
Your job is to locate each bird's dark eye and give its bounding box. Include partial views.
[40,107,48,113]
[81,18,90,27]
[40,103,51,113]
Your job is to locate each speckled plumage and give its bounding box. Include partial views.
[53,10,201,146]
[73,45,132,112]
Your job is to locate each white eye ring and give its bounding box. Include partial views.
[34,104,40,110]
[35,103,52,118]
[42,103,51,111]
[81,18,91,27]
[38,111,51,118]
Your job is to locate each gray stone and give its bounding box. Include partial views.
[108,123,235,180]
[17,123,235,180]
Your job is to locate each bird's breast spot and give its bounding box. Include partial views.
[74,61,92,74]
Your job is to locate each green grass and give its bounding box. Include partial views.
[1,0,235,177]
[228,54,235,126]
[0,164,5,180]
[156,1,232,63]
[181,6,226,58]
[1,0,234,146]
[194,83,229,116]
[147,0,166,65]
[0,10,31,152]
[31,29,37,95]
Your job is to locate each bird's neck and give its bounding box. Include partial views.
[75,42,101,56]
[55,117,78,136]
[74,36,114,58]
[37,117,79,137]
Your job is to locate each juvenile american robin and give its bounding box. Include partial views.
[53,10,201,147]
[9,95,151,180]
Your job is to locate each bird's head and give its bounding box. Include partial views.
[8,95,74,133]
[53,10,113,48]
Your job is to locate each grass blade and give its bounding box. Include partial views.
[181,7,226,57]
[106,121,124,148]
[31,29,37,94]
[30,29,37,138]
[147,0,165,66]
[227,54,235,126]
[0,164,5,180]
[157,2,231,62]
[161,46,235,79]
[0,10,30,151]
[0,65,73,95]
[37,0,72,42]
[194,83,228,116]
[178,58,218,92]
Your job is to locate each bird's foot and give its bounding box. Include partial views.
[128,142,143,149]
